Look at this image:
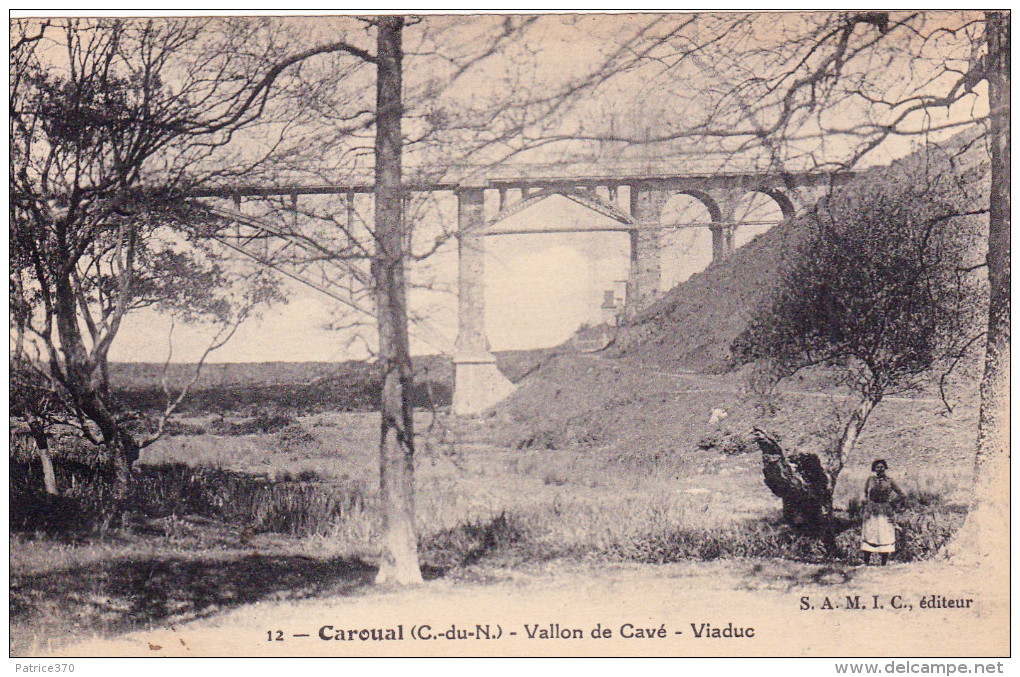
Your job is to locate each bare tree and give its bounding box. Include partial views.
[959,11,1009,564]
[9,18,379,494]
[198,15,667,585]
[372,15,420,585]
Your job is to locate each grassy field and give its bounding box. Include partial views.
[108,348,558,415]
[9,351,977,656]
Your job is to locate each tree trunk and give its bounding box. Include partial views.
[953,12,1010,567]
[372,15,423,586]
[755,397,875,554]
[28,420,58,496]
[828,397,876,481]
[53,268,138,494]
[76,388,139,498]
[111,430,138,498]
[755,429,833,528]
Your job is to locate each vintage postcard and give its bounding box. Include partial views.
[9,11,1010,661]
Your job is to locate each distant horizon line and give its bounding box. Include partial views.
[96,345,560,366]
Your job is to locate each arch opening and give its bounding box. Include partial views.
[480,192,631,350]
[730,191,789,249]
[485,231,630,350]
[658,193,717,290]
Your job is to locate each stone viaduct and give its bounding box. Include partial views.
[194,162,847,416]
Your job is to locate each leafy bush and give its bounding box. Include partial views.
[161,419,208,436]
[513,420,568,450]
[508,413,608,450]
[606,519,825,563]
[277,422,317,450]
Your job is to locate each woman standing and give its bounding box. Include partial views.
[861,459,905,565]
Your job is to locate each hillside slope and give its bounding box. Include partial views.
[608,217,804,373]
[487,134,988,475]
[611,134,989,373]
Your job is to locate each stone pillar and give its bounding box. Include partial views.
[626,229,639,315]
[625,183,665,316]
[453,187,515,416]
[711,191,740,263]
[455,188,488,359]
[709,225,735,263]
[724,225,735,253]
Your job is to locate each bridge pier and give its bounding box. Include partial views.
[710,225,735,263]
[626,185,667,317]
[452,187,516,416]
[710,191,744,263]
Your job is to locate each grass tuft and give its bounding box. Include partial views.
[604,491,964,565]
[421,512,526,569]
[10,453,365,539]
[209,409,299,436]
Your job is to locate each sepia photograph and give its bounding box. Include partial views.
[8,11,1011,661]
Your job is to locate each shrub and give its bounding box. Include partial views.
[509,413,608,450]
[566,415,609,447]
[420,512,525,569]
[542,471,569,487]
[514,421,566,450]
[161,420,208,436]
[606,519,831,564]
[276,422,317,450]
[698,432,755,455]
[208,409,297,435]
[605,490,965,566]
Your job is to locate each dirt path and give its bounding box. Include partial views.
[46,558,1007,657]
[576,353,943,404]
